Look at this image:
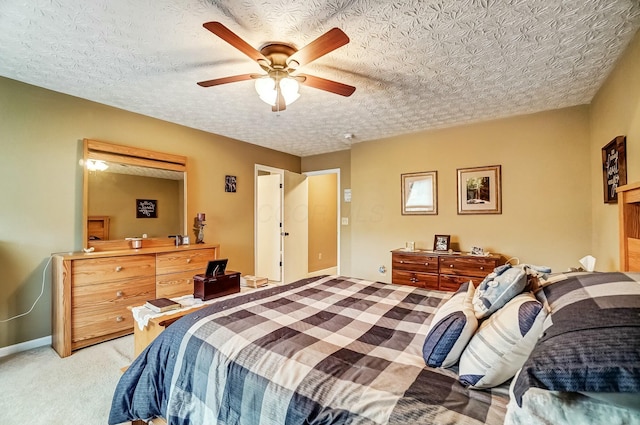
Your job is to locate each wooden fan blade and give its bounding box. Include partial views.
[197,73,255,87]
[298,74,356,97]
[286,28,349,68]
[203,22,270,64]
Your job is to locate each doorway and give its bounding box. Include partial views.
[254,166,340,284]
[255,165,309,284]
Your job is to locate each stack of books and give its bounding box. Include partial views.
[145,297,181,313]
[242,275,269,288]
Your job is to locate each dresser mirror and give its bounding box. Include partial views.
[83,139,187,250]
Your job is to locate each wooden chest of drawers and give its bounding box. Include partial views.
[391,249,502,292]
[52,243,218,357]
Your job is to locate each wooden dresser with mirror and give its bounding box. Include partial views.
[52,139,219,357]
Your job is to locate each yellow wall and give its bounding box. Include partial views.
[349,106,592,281]
[589,29,640,271]
[0,76,299,349]
[308,173,337,271]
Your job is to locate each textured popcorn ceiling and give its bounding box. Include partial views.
[1,1,639,157]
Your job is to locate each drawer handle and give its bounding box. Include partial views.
[410,277,419,283]
[186,278,192,284]
[424,263,429,266]
[186,258,192,263]
[480,266,485,270]
[116,290,123,297]
[399,260,405,264]
[115,266,123,272]
[449,264,454,268]
[115,315,124,323]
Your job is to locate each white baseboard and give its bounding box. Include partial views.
[0,335,51,358]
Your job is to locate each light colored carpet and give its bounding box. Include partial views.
[0,335,135,425]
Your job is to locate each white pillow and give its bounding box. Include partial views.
[422,281,478,368]
[459,292,547,388]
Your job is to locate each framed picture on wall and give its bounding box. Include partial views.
[601,135,627,203]
[457,165,502,215]
[401,171,437,215]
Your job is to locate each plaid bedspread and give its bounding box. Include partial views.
[109,275,508,425]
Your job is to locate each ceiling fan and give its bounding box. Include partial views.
[197,22,356,112]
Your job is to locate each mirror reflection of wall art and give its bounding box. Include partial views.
[457,165,502,215]
[136,199,157,218]
[225,175,237,193]
[401,171,437,215]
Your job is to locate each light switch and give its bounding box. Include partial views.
[341,217,349,225]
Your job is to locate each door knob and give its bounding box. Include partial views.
[281,232,290,236]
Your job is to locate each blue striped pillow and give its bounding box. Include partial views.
[423,281,478,368]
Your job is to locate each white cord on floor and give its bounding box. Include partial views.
[0,256,52,322]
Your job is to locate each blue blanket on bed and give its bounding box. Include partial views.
[109,276,509,425]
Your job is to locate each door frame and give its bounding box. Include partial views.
[254,164,284,283]
[304,168,341,275]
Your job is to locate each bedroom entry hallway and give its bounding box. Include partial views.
[255,165,339,284]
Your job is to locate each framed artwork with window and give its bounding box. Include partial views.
[401,171,437,215]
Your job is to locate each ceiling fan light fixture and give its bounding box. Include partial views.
[86,159,109,171]
[279,77,300,105]
[255,77,277,105]
[255,76,300,107]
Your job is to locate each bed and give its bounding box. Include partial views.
[109,270,640,425]
[109,275,510,424]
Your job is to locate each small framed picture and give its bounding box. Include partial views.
[401,171,437,215]
[601,135,626,203]
[471,246,485,256]
[457,165,502,215]
[433,234,451,252]
[225,175,237,193]
[136,199,157,218]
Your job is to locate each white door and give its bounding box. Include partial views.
[283,170,308,284]
[256,173,282,281]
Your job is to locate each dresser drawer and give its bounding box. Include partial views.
[72,277,155,341]
[156,248,215,275]
[439,256,496,278]
[439,274,477,292]
[156,270,197,299]
[392,270,439,290]
[72,255,155,286]
[392,253,439,273]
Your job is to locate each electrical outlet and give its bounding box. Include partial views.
[378,265,386,274]
[341,217,349,225]
[318,253,322,260]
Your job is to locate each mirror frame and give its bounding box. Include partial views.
[83,139,188,250]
